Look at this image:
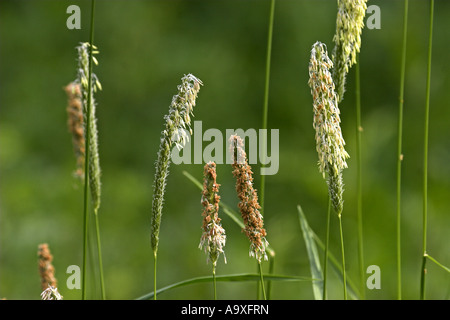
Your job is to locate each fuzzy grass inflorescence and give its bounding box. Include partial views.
[230,135,268,263]
[199,161,226,268]
[76,42,102,214]
[38,243,57,291]
[151,74,203,257]
[64,82,85,181]
[74,35,105,299]
[308,41,349,215]
[332,0,367,102]
[308,41,350,299]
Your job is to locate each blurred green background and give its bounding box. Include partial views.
[1,0,449,300]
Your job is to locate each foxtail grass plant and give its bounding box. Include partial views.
[72,0,105,300]
[151,73,202,299]
[76,41,105,300]
[332,0,367,103]
[230,135,269,300]
[259,0,275,299]
[308,42,350,299]
[420,0,434,300]
[199,161,226,300]
[396,0,409,300]
[332,0,367,298]
[77,43,102,216]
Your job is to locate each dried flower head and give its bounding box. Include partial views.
[64,82,85,180]
[76,42,102,214]
[230,135,268,263]
[40,285,63,300]
[199,162,226,267]
[308,42,349,215]
[38,243,57,291]
[332,0,368,102]
[151,74,203,255]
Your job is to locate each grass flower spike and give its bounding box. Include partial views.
[230,135,268,263]
[199,162,226,267]
[332,0,367,102]
[76,42,102,214]
[308,41,349,214]
[38,243,57,291]
[65,82,85,180]
[309,41,350,299]
[151,74,202,256]
[75,39,106,299]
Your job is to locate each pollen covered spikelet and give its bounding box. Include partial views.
[230,135,268,263]
[151,74,203,255]
[308,42,349,215]
[332,0,367,102]
[38,243,57,291]
[199,162,226,267]
[76,42,102,214]
[64,82,85,180]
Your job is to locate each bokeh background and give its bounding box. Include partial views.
[1,0,449,300]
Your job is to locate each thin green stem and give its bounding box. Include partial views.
[420,0,434,300]
[82,0,96,300]
[259,0,275,216]
[94,211,105,299]
[256,263,261,300]
[338,213,347,300]
[213,266,217,300]
[154,252,157,300]
[259,1,275,300]
[258,262,267,300]
[426,254,450,273]
[267,253,275,300]
[323,197,331,300]
[355,57,365,300]
[397,0,409,301]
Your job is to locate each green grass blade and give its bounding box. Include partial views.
[136,273,313,300]
[297,205,323,300]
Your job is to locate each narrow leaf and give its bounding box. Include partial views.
[297,205,323,300]
[136,273,313,300]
